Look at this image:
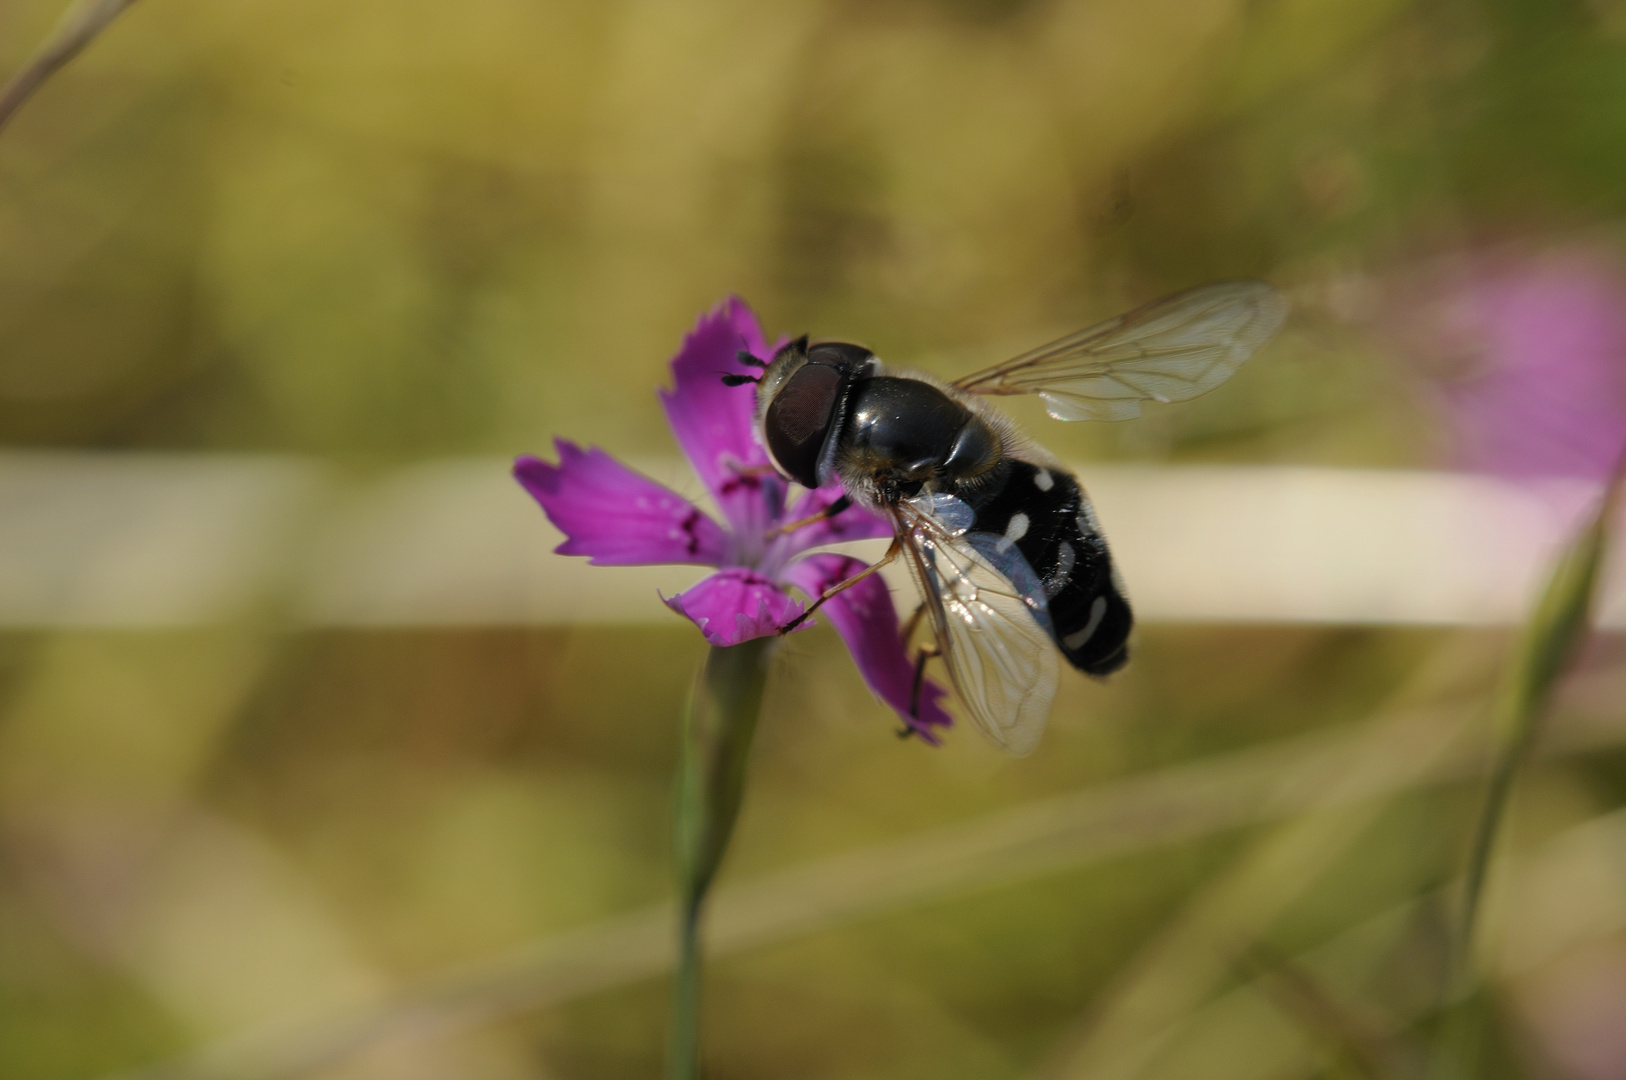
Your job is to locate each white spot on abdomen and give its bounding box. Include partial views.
[1076,500,1102,537]
[1033,468,1054,492]
[1063,596,1108,650]
[1045,540,1076,599]
[1053,540,1075,580]
[1005,513,1029,542]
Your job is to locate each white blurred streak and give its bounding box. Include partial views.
[1085,465,1607,626]
[0,453,323,627]
[296,458,707,627]
[0,453,1618,628]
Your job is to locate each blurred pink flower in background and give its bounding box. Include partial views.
[1389,246,1626,480]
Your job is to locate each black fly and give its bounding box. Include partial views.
[731,281,1288,753]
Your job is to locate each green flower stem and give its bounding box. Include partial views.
[669,637,775,1080]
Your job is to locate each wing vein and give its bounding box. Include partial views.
[950,281,1288,422]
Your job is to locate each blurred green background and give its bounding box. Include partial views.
[3,0,1626,1077]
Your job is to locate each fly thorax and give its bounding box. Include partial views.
[940,414,1003,484]
[841,376,978,490]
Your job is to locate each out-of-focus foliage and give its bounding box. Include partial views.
[3,0,1626,1077]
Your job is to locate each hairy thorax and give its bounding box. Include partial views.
[836,376,1005,504]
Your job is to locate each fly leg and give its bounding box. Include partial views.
[778,538,899,635]
[899,601,927,646]
[764,494,852,540]
[908,643,941,719]
[892,601,935,737]
[898,641,942,738]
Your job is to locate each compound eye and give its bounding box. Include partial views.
[806,341,873,368]
[765,362,843,488]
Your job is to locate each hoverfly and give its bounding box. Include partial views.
[724,282,1288,754]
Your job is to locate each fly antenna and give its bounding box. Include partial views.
[720,373,760,386]
[736,349,767,368]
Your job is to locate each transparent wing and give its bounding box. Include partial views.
[891,497,1059,755]
[952,281,1289,421]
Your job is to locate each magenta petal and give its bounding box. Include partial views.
[782,554,953,742]
[780,485,893,553]
[515,442,729,566]
[664,568,806,646]
[659,297,785,534]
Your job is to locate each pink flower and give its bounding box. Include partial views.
[1390,247,1626,480]
[514,297,952,742]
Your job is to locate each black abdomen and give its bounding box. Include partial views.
[963,460,1131,676]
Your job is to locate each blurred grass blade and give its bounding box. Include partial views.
[108,697,1485,1080]
[1244,945,1421,1080]
[1079,806,1626,1080]
[0,0,140,134]
[108,641,1626,1080]
[1459,455,1626,960]
[1435,451,1626,1080]
[1048,802,1626,1080]
[1037,642,1486,1080]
